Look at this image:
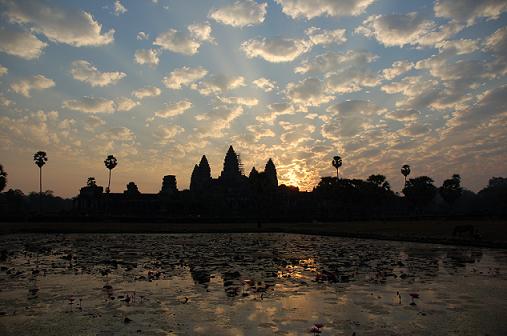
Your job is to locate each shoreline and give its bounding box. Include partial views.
[1,219,506,249]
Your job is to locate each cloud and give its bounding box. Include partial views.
[434,0,507,26]
[191,74,245,96]
[70,60,126,87]
[113,1,127,16]
[246,124,275,140]
[188,22,215,43]
[194,105,244,138]
[446,84,507,131]
[136,32,149,40]
[0,64,7,77]
[162,66,208,89]
[241,37,311,63]
[286,77,333,107]
[0,28,47,60]
[63,97,116,113]
[3,0,114,47]
[0,111,64,148]
[256,103,298,124]
[382,60,414,80]
[295,50,376,74]
[134,49,160,66]
[384,108,421,122]
[484,27,507,76]
[398,122,431,137]
[485,26,507,55]
[154,23,214,55]
[436,39,479,55]
[356,12,461,47]
[132,86,161,99]
[115,97,138,111]
[155,100,192,118]
[322,100,386,139]
[325,67,381,94]
[155,125,185,142]
[279,122,316,145]
[103,127,136,142]
[252,77,276,92]
[275,0,374,19]
[10,74,55,97]
[295,50,380,93]
[416,57,494,89]
[209,0,267,27]
[381,74,473,111]
[84,115,106,131]
[305,27,347,46]
[0,93,13,107]
[218,96,259,107]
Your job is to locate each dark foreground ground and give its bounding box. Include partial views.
[1,219,506,248]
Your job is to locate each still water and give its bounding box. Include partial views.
[0,233,506,335]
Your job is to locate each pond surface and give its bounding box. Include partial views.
[0,233,506,335]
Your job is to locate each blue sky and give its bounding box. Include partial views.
[0,0,506,197]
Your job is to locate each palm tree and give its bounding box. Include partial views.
[33,151,48,195]
[0,164,7,192]
[104,155,118,193]
[332,155,342,179]
[401,164,411,184]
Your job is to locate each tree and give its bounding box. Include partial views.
[332,155,342,179]
[439,174,463,206]
[367,174,391,191]
[477,177,507,215]
[104,155,118,193]
[401,164,411,184]
[0,164,7,192]
[33,151,48,195]
[402,176,437,207]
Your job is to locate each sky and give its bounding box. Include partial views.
[0,0,506,197]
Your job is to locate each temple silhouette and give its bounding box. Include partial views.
[74,145,302,219]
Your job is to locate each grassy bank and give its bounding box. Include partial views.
[1,219,506,248]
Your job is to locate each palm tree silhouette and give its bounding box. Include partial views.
[33,151,48,195]
[332,155,342,179]
[401,164,411,185]
[0,164,7,192]
[104,155,118,193]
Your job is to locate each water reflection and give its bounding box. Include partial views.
[0,233,506,335]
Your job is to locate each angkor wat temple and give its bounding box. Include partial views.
[71,145,507,221]
[74,145,309,220]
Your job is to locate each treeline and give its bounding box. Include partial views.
[0,174,506,221]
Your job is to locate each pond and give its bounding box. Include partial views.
[0,233,506,335]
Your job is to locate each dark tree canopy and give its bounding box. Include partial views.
[401,164,411,177]
[33,151,48,168]
[104,155,118,170]
[0,164,7,192]
[403,176,437,206]
[332,156,342,169]
[367,174,391,191]
[439,174,463,205]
